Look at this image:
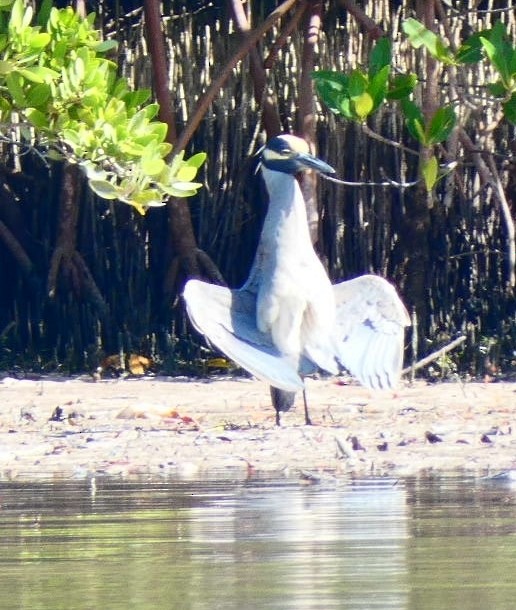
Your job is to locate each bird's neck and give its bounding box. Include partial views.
[260,167,311,242]
[243,166,313,292]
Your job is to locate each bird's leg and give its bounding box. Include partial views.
[303,389,312,425]
[270,386,296,426]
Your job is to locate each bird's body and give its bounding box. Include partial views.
[183,134,410,423]
[246,165,337,374]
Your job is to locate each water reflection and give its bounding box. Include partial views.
[0,476,514,610]
[188,479,409,609]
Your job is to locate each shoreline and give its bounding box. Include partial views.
[0,375,514,481]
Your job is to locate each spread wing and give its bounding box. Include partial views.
[183,279,305,391]
[333,275,410,390]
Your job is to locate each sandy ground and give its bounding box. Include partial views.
[0,374,514,481]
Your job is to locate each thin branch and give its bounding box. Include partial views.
[196,249,227,286]
[0,220,34,276]
[264,1,307,68]
[47,246,64,298]
[71,251,108,317]
[143,0,177,144]
[298,0,323,244]
[174,0,300,154]
[361,124,420,156]
[459,127,515,287]
[321,174,419,188]
[402,335,467,376]
[434,0,457,53]
[485,155,516,287]
[229,0,282,137]
[338,0,385,39]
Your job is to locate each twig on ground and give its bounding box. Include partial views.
[402,335,467,377]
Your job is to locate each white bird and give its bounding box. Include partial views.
[183,134,410,424]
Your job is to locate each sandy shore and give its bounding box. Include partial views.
[0,374,514,481]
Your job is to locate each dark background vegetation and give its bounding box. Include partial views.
[0,0,514,379]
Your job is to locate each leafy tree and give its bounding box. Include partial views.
[0,0,205,214]
[313,19,516,191]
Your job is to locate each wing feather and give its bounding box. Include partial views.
[333,275,410,390]
[183,280,304,391]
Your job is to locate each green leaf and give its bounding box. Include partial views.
[402,18,455,65]
[123,88,151,109]
[422,155,438,191]
[46,148,65,161]
[8,0,24,31]
[72,56,85,83]
[369,37,391,77]
[511,46,516,76]
[119,140,145,156]
[143,103,159,121]
[336,97,351,119]
[0,59,13,74]
[401,98,426,143]
[312,70,350,114]
[95,39,118,53]
[28,32,50,50]
[17,68,46,84]
[0,0,208,212]
[487,80,506,97]
[412,119,425,144]
[480,38,499,72]
[312,70,349,91]
[168,150,185,176]
[26,82,50,106]
[0,95,11,118]
[456,32,485,64]
[48,7,60,30]
[162,184,198,197]
[17,65,59,84]
[339,97,357,121]
[5,71,27,106]
[368,65,389,108]
[21,1,32,28]
[131,189,165,208]
[176,165,198,182]
[502,93,516,125]
[170,180,202,191]
[352,91,374,119]
[127,109,147,132]
[157,142,172,158]
[126,200,147,215]
[426,106,456,144]
[36,0,53,27]
[88,179,119,199]
[185,151,207,169]
[141,157,165,176]
[26,107,49,129]
[147,121,168,143]
[387,73,418,99]
[62,128,80,146]
[348,70,368,97]
[132,133,162,149]
[480,23,514,87]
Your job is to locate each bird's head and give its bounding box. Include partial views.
[261,134,335,175]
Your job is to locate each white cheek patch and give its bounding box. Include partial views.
[279,134,310,154]
[262,148,286,163]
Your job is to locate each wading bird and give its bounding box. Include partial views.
[183,134,410,424]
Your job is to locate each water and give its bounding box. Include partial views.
[0,475,515,610]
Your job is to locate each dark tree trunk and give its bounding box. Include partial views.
[47,163,107,316]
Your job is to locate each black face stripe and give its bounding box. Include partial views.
[261,134,335,175]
